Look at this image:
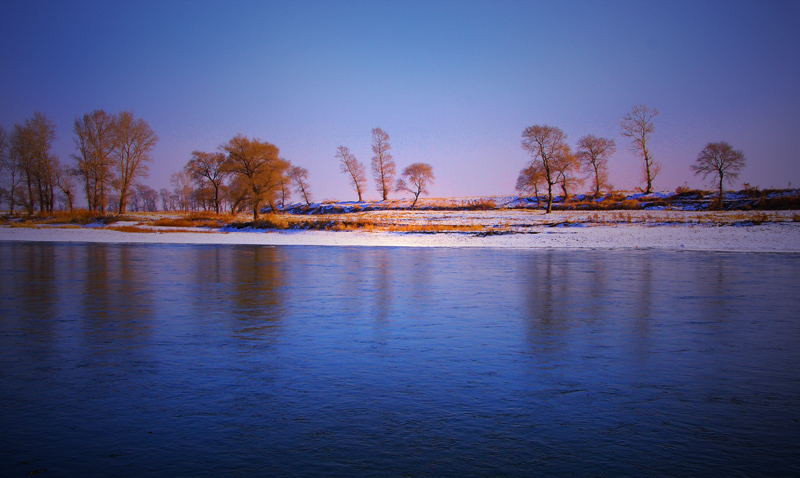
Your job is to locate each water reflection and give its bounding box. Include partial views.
[1,243,799,477]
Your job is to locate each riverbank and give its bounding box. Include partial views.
[2,220,799,252]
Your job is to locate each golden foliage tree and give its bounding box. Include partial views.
[223,134,290,219]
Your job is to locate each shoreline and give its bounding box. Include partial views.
[2,222,799,253]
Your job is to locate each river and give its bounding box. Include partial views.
[1,242,799,476]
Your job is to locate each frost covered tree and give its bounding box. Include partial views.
[521,124,568,213]
[395,162,434,209]
[371,128,395,200]
[691,141,746,209]
[336,145,367,201]
[620,104,660,194]
[577,134,616,197]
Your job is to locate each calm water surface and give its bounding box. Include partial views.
[1,242,799,477]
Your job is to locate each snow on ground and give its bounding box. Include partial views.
[2,218,799,253]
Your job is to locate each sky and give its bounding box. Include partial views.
[2,0,799,202]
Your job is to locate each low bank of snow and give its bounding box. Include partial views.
[2,222,799,253]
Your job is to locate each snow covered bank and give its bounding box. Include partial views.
[2,222,799,253]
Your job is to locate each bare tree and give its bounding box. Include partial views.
[289,166,313,206]
[134,183,158,212]
[521,125,568,213]
[552,143,583,202]
[0,125,17,213]
[371,128,395,200]
[620,104,660,194]
[337,145,367,201]
[577,134,616,197]
[54,163,77,212]
[691,141,746,209]
[187,151,229,213]
[159,188,171,211]
[73,110,116,212]
[516,162,546,209]
[395,162,434,209]
[112,111,158,213]
[10,112,59,214]
[223,134,290,219]
[170,169,194,212]
[276,175,291,209]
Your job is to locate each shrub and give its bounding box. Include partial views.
[672,189,705,199]
[152,213,230,228]
[758,195,800,210]
[464,199,497,210]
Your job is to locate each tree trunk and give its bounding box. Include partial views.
[546,182,553,214]
[25,170,34,215]
[644,156,653,194]
[410,191,420,209]
[594,167,601,197]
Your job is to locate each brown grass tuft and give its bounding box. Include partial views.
[37,209,120,225]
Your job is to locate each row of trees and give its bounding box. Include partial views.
[170,135,301,218]
[518,104,746,212]
[0,113,71,214]
[166,127,436,217]
[0,110,157,215]
[337,127,434,208]
[3,107,745,216]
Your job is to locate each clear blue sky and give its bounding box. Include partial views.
[2,0,798,201]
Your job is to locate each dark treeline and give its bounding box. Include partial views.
[0,110,157,215]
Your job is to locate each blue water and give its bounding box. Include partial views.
[1,242,799,477]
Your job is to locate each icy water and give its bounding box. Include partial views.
[1,242,799,477]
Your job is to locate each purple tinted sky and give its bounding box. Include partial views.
[2,0,798,201]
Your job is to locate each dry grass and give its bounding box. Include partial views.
[151,212,232,228]
[463,199,497,210]
[8,221,41,228]
[19,209,120,225]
